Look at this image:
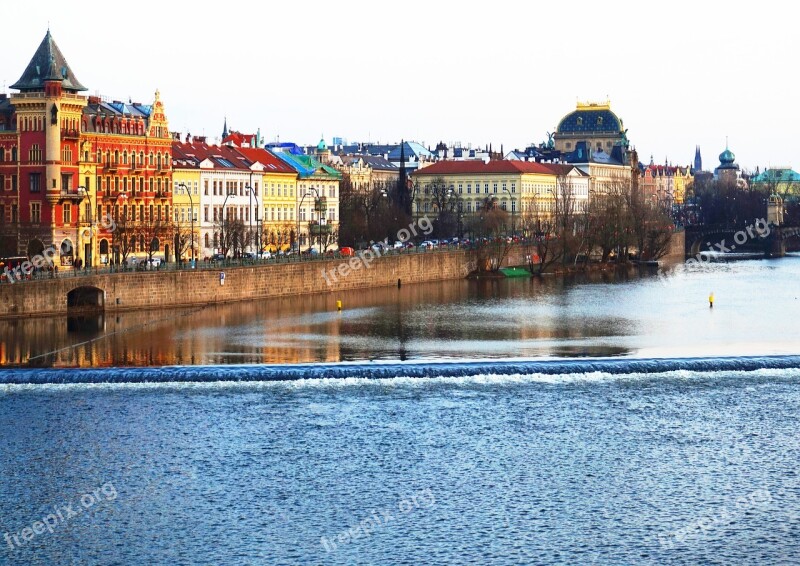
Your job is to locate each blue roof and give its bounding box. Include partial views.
[557,108,623,134]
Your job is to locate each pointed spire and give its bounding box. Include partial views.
[222,117,229,140]
[11,29,86,92]
[398,140,410,216]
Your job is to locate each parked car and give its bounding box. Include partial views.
[211,253,226,262]
[339,247,355,257]
[258,251,272,260]
[242,252,256,260]
[146,257,162,270]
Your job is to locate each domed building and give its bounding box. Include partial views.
[714,143,747,188]
[553,100,628,155]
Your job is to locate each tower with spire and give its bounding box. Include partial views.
[222,117,229,141]
[693,145,702,173]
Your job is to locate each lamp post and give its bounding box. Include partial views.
[220,189,234,258]
[177,182,196,266]
[297,186,320,257]
[245,184,259,255]
[78,186,93,270]
[502,187,515,237]
[112,192,128,268]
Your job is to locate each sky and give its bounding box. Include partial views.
[1,1,796,170]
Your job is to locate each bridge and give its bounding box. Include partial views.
[685,223,800,259]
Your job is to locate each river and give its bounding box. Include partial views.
[1,257,799,564]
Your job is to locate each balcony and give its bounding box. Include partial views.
[105,161,118,172]
[60,189,85,201]
[62,129,80,140]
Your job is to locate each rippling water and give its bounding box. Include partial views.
[2,257,800,564]
[2,368,800,564]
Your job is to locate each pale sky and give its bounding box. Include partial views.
[1,1,796,170]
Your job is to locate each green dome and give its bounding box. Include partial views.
[317,138,327,151]
[719,147,735,165]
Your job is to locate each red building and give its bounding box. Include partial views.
[0,30,173,267]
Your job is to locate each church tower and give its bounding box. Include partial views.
[693,145,702,173]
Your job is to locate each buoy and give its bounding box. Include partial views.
[336,300,342,311]
[709,292,714,308]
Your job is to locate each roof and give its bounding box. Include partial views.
[557,102,623,135]
[11,30,87,92]
[231,147,297,174]
[411,160,558,176]
[274,152,342,179]
[171,141,253,172]
[222,131,257,147]
[340,155,398,171]
[751,168,800,183]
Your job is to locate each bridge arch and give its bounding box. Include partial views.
[67,286,105,312]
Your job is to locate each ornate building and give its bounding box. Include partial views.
[0,30,173,266]
[553,100,628,155]
[714,143,747,188]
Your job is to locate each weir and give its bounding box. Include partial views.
[3,355,800,384]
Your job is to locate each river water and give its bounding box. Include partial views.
[1,257,800,564]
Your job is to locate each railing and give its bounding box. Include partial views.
[0,245,474,284]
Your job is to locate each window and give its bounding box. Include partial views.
[467,183,471,194]
[63,203,71,224]
[29,144,42,163]
[484,183,489,194]
[458,184,463,194]
[204,207,209,222]
[511,183,516,193]
[204,180,209,195]
[31,202,41,224]
[30,173,41,193]
[493,183,498,194]
[61,174,72,193]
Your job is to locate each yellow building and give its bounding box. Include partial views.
[233,147,299,252]
[170,147,201,261]
[410,161,571,231]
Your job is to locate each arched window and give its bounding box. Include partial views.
[204,233,210,248]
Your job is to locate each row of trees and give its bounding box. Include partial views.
[422,175,674,274]
[688,176,799,227]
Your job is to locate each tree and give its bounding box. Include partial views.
[426,176,459,238]
[469,198,512,272]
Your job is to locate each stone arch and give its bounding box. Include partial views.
[67,286,105,312]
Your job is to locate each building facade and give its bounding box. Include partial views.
[0,30,174,266]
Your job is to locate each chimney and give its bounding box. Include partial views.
[185,133,190,143]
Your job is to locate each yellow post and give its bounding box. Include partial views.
[336,300,342,311]
[709,292,714,308]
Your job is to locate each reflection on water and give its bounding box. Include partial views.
[2,256,800,367]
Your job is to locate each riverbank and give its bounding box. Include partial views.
[0,247,530,319]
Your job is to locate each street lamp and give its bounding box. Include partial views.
[78,186,93,270]
[220,189,235,258]
[112,192,128,268]
[297,186,320,257]
[245,184,259,255]
[502,187,515,237]
[177,182,196,266]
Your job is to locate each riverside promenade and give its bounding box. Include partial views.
[0,247,520,319]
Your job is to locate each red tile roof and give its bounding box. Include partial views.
[232,147,297,174]
[411,160,557,176]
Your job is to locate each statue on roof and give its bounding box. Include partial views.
[621,128,629,149]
